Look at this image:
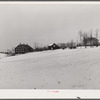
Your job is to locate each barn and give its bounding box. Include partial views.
[48,43,60,50]
[15,43,33,54]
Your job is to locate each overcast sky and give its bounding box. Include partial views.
[0,3,100,51]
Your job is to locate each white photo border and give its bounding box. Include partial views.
[0,1,100,99]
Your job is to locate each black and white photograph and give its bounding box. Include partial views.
[0,2,100,90]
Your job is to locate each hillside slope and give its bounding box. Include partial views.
[0,47,100,89]
[0,53,7,59]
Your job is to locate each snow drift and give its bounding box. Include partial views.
[0,47,100,89]
[0,53,7,59]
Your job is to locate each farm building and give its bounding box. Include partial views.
[48,43,60,50]
[15,43,33,54]
[84,37,99,46]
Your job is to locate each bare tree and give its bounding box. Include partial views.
[96,29,98,39]
[95,29,99,47]
[34,42,39,49]
[89,30,93,47]
[90,29,92,38]
[79,30,82,46]
[82,32,88,48]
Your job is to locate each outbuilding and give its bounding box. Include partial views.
[84,37,99,47]
[48,43,60,50]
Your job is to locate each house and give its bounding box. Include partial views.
[15,43,33,54]
[84,37,99,46]
[48,43,60,50]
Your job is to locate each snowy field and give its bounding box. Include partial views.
[0,47,100,89]
[0,53,7,59]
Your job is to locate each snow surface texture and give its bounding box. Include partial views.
[0,53,7,59]
[0,47,100,89]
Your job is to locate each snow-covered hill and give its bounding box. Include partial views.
[0,53,7,59]
[0,47,100,89]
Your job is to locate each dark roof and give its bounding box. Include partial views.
[15,43,33,50]
[48,43,58,46]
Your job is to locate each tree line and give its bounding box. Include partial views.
[3,29,100,56]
